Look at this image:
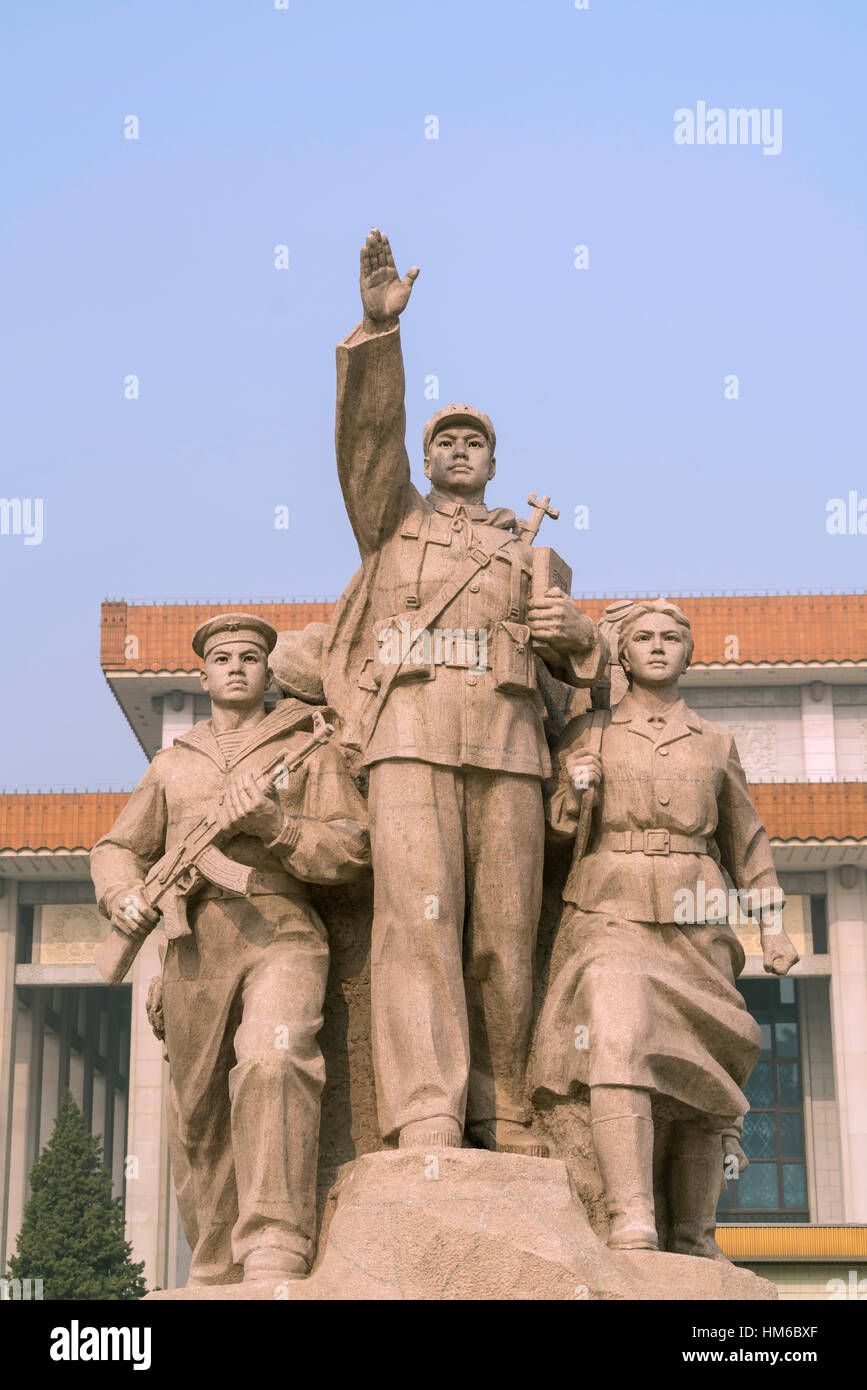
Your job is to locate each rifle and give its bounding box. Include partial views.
[571,709,606,857]
[94,710,334,986]
[560,600,635,903]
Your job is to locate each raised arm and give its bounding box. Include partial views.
[335,229,420,557]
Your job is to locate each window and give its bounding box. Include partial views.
[11,982,131,1200]
[717,978,809,1223]
[810,895,828,954]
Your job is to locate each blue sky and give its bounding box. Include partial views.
[1,0,865,787]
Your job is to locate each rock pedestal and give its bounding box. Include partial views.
[147,1149,776,1301]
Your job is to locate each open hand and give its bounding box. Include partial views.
[360,228,419,332]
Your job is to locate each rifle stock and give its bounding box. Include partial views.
[94,926,148,988]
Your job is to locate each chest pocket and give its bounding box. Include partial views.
[653,737,717,832]
[425,513,456,546]
[396,510,456,612]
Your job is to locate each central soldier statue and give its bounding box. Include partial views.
[324,228,606,1155]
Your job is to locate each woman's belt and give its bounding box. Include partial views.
[597,830,709,856]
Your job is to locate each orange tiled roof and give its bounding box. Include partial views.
[0,793,130,851]
[751,783,867,841]
[717,1225,867,1260]
[2,785,866,853]
[101,595,867,672]
[580,594,867,665]
[101,602,334,672]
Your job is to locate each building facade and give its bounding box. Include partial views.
[1,594,866,1297]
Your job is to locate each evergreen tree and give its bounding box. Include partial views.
[6,1090,147,1300]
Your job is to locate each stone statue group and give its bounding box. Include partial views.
[91,231,799,1291]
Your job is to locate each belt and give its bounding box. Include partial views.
[432,653,488,670]
[598,830,709,857]
[198,869,296,900]
[430,638,488,669]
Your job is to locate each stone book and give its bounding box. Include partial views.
[532,544,573,600]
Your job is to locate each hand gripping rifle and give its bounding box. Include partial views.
[94,710,334,986]
[562,601,634,904]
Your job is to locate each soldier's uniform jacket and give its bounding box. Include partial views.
[332,324,606,778]
[90,698,370,923]
[548,692,783,924]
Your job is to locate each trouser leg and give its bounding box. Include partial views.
[165,1081,198,1256]
[368,760,468,1141]
[164,1079,241,1286]
[667,1117,728,1260]
[162,967,242,1286]
[229,930,329,1274]
[590,1084,658,1251]
[463,769,543,1127]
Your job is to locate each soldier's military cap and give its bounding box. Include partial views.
[423,404,496,457]
[191,612,278,660]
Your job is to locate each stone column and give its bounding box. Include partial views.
[0,880,18,1268]
[124,930,170,1290]
[161,692,195,750]
[826,866,867,1222]
[3,998,32,1269]
[124,688,194,1287]
[801,681,837,779]
[799,978,845,1222]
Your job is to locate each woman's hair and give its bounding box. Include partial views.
[617,599,695,674]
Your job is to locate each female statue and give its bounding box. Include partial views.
[530,600,800,1257]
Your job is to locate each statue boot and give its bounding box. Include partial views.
[667,1124,728,1260]
[243,1246,309,1283]
[590,1085,658,1250]
[468,1119,549,1157]
[398,1115,462,1149]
